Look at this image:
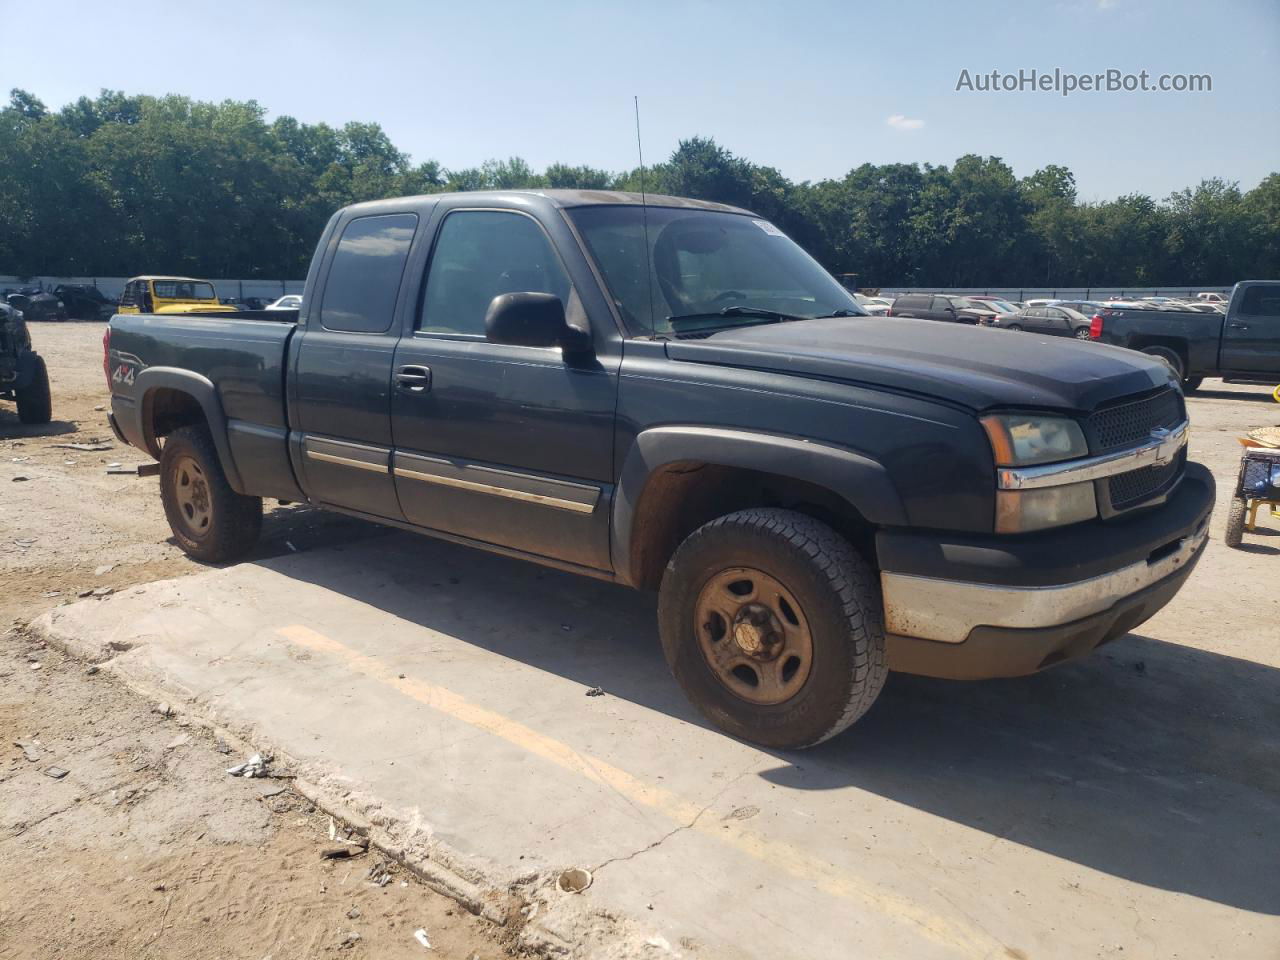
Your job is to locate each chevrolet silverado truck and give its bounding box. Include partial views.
[1089,280,1280,392]
[104,190,1214,749]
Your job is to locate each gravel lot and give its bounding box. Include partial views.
[3,320,1278,959]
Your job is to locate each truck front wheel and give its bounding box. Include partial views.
[160,425,262,563]
[658,508,887,749]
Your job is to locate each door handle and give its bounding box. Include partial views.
[396,365,431,393]
[1227,322,1248,330]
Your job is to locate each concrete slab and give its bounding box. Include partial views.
[35,531,1280,959]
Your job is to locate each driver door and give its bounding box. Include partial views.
[390,206,618,571]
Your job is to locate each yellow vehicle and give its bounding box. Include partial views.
[116,276,238,315]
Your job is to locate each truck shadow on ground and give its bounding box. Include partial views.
[0,413,78,438]
[261,528,1280,918]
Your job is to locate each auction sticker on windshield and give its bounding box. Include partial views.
[752,219,785,236]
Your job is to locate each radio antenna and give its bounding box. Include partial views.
[634,95,657,339]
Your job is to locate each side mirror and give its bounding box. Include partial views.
[484,292,591,352]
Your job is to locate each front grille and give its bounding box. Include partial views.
[1108,448,1186,510]
[1087,387,1184,453]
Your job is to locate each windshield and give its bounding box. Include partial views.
[567,206,865,336]
[152,280,217,300]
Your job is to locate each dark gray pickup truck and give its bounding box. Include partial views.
[105,190,1214,748]
[1089,280,1280,391]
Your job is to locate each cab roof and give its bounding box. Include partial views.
[340,189,756,219]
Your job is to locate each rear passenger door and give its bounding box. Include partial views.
[1042,307,1074,336]
[389,206,618,571]
[290,212,419,520]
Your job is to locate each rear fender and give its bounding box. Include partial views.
[133,367,245,492]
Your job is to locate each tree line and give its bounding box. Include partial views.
[2,89,1276,286]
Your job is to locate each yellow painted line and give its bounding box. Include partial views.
[277,623,1006,957]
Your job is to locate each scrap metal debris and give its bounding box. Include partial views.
[51,442,113,452]
[414,928,432,949]
[366,859,396,887]
[585,686,604,697]
[320,844,367,860]
[225,752,272,778]
[44,766,69,780]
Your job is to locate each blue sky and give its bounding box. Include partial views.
[2,0,1276,200]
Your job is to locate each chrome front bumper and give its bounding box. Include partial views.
[882,515,1209,645]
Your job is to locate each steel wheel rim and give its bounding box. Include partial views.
[693,567,814,705]
[172,455,212,539]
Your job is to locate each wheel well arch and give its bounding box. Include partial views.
[142,387,208,454]
[623,461,879,590]
[1128,337,1187,369]
[133,367,244,492]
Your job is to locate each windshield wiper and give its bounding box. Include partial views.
[814,309,864,318]
[666,305,811,326]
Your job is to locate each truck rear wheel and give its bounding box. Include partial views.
[160,425,262,563]
[657,508,887,749]
[16,355,51,424]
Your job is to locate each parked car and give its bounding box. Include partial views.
[117,276,239,315]
[0,302,52,423]
[266,294,303,311]
[104,189,1213,749]
[853,294,891,316]
[1090,280,1280,391]
[52,283,115,321]
[1195,292,1229,304]
[1052,300,1106,316]
[888,294,998,324]
[966,296,1019,314]
[997,305,1093,338]
[5,291,67,322]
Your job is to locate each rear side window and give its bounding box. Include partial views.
[320,213,419,333]
[897,294,927,310]
[418,210,570,337]
[1239,285,1280,318]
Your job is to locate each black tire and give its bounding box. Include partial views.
[1182,376,1203,393]
[1005,323,1022,332]
[1073,326,1092,340]
[657,508,887,749]
[160,425,262,563]
[16,354,52,424]
[1224,496,1247,548]
[1142,346,1185,380]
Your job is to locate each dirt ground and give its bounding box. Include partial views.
[1,323,502,960]
[3,321,1279,959]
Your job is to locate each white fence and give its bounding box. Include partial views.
[0,275,306,303]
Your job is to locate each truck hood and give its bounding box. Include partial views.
[665,317,1172,411]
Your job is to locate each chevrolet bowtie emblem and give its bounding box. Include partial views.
[1150,426,1175,465]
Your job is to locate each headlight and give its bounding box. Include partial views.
[981,414,1088,466]
[982,414,1095,532]
[995,483,1097,533]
